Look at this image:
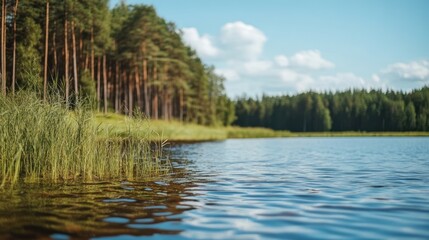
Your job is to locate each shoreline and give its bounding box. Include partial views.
[96,113,429,142]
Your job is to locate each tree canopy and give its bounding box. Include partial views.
[234,88,429,132]
[0,0,234,126]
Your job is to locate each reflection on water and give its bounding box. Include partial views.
[0,163,200,239]
[1,137,429,239]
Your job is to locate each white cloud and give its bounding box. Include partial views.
[241,60,273,75]
[290,50,335,70]
[182,22,428,97]
[383,60,429,81]
[275,55,289,67]
[278,71,375,93]
[215,68,240,81]
[182,28,219,58]
[220,21,267,60]
[372,74,381,83]
[318,73,368,90]
[279,69,314,92]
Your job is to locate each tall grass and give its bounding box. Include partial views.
[0,93,168,187]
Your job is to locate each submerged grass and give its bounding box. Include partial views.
[0,93,169,187]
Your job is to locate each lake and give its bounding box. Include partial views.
[1,137,428,239]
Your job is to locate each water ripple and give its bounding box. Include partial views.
[0,137,428,239]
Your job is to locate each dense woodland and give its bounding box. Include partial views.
[234,88,429,132]
[0,0,235,126]
[0,0,428,132]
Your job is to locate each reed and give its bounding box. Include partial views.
[0,93,169,187]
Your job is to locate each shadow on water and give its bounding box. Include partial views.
[0,157,204,239]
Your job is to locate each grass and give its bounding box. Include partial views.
[95,113,429,142]
[0,93,169,187]
[96,113,228,142]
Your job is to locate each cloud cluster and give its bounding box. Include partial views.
[181,28,219,58]
[182,22,428,96]
[275,51,335,70]
[383,60,429,82]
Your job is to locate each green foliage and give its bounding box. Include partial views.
[79,70,97,109]
[234,87,429,132]
[0,93,169,187]
[405,102,417,130]
[16,18,42,91]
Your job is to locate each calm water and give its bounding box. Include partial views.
[1,137,429,239]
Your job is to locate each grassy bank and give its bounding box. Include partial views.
[0,94,168,187]
[95,113,429,142]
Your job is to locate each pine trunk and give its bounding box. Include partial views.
[143,59,149,116]
[152,64,158,120]
[90,27,94,80]
[79,30,83,69]
[115,61,119,113]
[103,54,108,113]
[1,0,6,96]
[162,65,168,120]
[128,71,133,117]
[179,88,184,121]
[12,0,19,94]
[53,21,57,74]
[97,56,101,111]
[43,0,49,101]
[134,63,141,111]
[64,11,69,105]
[71,20,78,101]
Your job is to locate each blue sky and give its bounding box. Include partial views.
[111,0,429,96]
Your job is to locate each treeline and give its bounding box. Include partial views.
[0,0,234,126]
[234,87,429,132]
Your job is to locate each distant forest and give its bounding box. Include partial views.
[234,88,429,132]
[1,1,428,132]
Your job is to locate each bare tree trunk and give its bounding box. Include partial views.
[43,0,49,101]
[84,53,89,70]
[1,0,6,96]
[152,64,158,120]
[134,63,141,111]
[143,59,149,116]
[162,64,168,120]
[107,61,112,99]
[79,30,83,69]
[53,21,57,74]
[115,61,119,113]
[179,88,184,121]
[128,71,133,117]
[64,8,69,105]
[1,0,3,95]
[97,56,101,111]
[121,69,126,114]
[90,27,94,80]
[103,54,108,113]
[12,0,19,95]
[166,93,171,120]
[71,20,78,101]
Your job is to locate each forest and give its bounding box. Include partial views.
[0,0,235,126]
[1,0,428,132]
[234,88,429,132]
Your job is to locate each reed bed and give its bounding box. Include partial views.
[0,93,169,187]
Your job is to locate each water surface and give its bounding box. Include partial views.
[1,137,428,239]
